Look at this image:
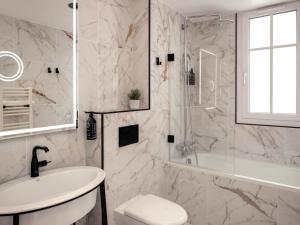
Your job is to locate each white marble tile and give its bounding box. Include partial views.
[77,39,99,111]
[207,176,278,225]
[278,190,300,225]
[284,128,300,167]
[16,20,57,63]
[78,0,98,42]
[235,125,286,165]
[0,138,27,184]
[166,164,207,225]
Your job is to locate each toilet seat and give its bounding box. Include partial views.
[123,195,187,225]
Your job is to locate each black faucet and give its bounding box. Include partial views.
[31,146,51,177]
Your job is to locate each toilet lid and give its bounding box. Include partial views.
[124,195,188,225]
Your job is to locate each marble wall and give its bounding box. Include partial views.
[166,163,300,225]
[83,0,183,224]
[0,14,73,129]
[97,0,149,111]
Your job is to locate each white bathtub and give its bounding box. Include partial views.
[172,153,300,192]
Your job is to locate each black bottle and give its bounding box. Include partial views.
[87,113,97,140]
[188,68,195,85]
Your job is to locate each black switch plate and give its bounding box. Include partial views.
[168,54,175,62]
[119,125,139,147]
[168,135,175,143]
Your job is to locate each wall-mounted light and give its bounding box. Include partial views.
[0,51,24,82]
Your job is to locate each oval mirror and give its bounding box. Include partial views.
[0,51,24,82]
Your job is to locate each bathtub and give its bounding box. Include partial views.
[171,153,300,192]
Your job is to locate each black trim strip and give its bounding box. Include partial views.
[13,215,19,225]
[236,122,300,129]
[235,13,238,125]
[100,114,108,225]
[85,108,149,115]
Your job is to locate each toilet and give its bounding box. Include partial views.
[114,194,188,225]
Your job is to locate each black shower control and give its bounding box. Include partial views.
[168,54,175,62]
[119,125,139,147]
[168,135,175,143]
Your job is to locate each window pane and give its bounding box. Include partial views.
[250,16,270,49]
[250,50,270,113]
[273,11,297,46]
[273,47,296,114]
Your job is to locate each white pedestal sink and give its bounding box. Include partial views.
[0,167,105,225]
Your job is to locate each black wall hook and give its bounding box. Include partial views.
[156,57,162,65]
[47,67,52,73]
[55,68,60,74]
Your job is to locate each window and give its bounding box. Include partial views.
[237,2,300,127]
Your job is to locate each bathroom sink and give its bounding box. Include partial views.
[0,166,105,225]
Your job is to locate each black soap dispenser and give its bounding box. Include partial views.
[87,113,97,140]
[188,68,196,85]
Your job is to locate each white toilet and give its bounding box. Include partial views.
[114,194,188,225]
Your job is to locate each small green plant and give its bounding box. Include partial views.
[128,89,141,100]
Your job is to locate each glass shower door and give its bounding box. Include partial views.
[169,16,236,174]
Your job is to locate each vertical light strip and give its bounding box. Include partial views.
[199,50,202,105]
[270,14,274,114]
[73,0,77,126]
[297,9,300,117]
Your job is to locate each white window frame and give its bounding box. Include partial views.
[237,2,300,127]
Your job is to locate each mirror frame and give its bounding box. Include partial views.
[0,0,78,139]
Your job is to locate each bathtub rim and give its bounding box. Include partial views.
[168,161,300,194]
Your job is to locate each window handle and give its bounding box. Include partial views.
[243,72,247,85]
[210,80,215,92]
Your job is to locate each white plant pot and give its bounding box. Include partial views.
[129,100,140,110]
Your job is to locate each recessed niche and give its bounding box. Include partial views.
[96,0,150,113]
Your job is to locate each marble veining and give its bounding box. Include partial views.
[0,1,300,225]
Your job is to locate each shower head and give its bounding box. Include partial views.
[68,3,78,10]
[219,16,234,23]
[188,14,234,23]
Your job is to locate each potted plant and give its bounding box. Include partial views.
[128,89,141,110]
